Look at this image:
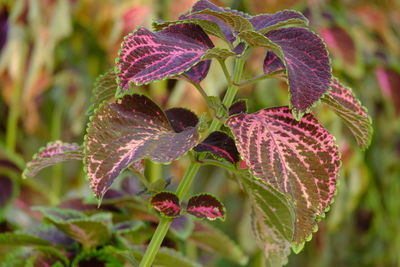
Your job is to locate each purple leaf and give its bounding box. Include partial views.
[264,27,332,119]
[187,193,226,221]
[250,10,308,32]
[23,141,83,178]
[116,23,213,93]
[0,8,8,52]
[165,108,199,133]
[376,66,400,116]
[227,106,340,242]
[183,60,211,83]
[322,78,373,149]
[263,51,285,74]
[229,100,247,116]
[194,131,239,164]
[85,95,199,198]
[150,192,181,217]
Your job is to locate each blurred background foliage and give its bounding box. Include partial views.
[0,0,399,266]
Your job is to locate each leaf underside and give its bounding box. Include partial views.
[87,69,117,114]
[187,193,225,221]
[85,94,199,198]
[227,106,340,243]
[23,141,83,179]
[229,100,247,116]
[116,23,214,93]
[150,192,181,217]
[322,78,373,149]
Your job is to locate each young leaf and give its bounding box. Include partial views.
[194,131,240,164]
[229,100,247,116]
[23,141,83,179]
[250,10,308,33]
[263,28,332,119]
[116,23,214,93]
[187,193,226,221]
[150,191,181,218]
[322,78,373,149]
[227,107,340,243]
[85,94,199,198]
[164,108,199,133]
[189,222,248,265]
[87,69,117,115]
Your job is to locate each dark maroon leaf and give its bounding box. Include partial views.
[184,60,211,83]
[264,27,332,119]
[227,106,340,242]
[85,95,199,198]
[187,193,225,221]
[29,225,75,247]
[116,23,214,94]
[23,141,83,179]
[150,192,181,217]
[263,51,285,74]
[0,8,8,52]
[229,100,247,116]
[165,108,199,133]
[250,10,308,32]
[194,131,239,164]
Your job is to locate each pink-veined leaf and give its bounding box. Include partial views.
[227,106,340,242]
[322,78,373,149]
[165,108,199,133]
[84,94,199,198]
[23,141,83,179]
[263,51,285,74]
[116,23,214,94]
[183,60,211,83]
[187,193,225,221]
[194,131,239,164]
[250,10,308,32]
[229,100,247,116]
[263,27,332,119]
[150,192,181,218]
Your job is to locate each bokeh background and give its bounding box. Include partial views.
[0,0,399,266]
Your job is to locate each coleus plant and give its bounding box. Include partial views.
[22,0,373,266]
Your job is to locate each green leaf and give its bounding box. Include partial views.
[257,18,308,34]
[237,30,284,59]
[0,233,51,246]
[32,246,69,266]
[191,9,253,32]
[322,78,373,150]
[239,173,295,266]
[202,47,236,61]
[33,207,112,250]
[153,19,231,46]
[188,222,248,265]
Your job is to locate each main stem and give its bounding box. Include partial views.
[138,57,246,267]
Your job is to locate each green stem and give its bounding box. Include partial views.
[146,161,162,183]
[138,55,247,267]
